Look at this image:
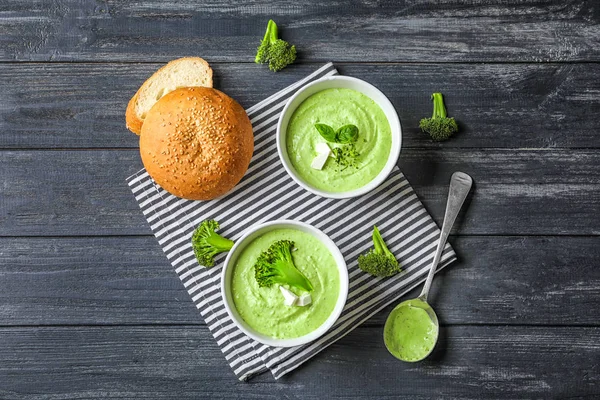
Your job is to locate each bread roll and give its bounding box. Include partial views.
[126,57,213,135]
[140,87,254,200]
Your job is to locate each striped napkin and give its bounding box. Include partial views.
[127,63,457,381]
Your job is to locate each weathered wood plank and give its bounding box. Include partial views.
[0,236,196,325]
[0,236,599,327]
[0,150,147,235]
[0,325,598,398]
[1,62,600,149]
[0,2,596,397]
[0,149,598,236]
[1,0,599,63]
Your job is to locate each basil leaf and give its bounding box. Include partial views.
[335,124,359,144]
[314,124,336,142]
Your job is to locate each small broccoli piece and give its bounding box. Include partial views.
[191,220,234,268]
[358,226,401,277]
[419,92,458,141]
[254,240,313,292]
[255,19,296,72]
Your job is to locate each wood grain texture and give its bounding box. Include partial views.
[0,325,598,399]
[1,0,599,396]
[1,62,600,149]
[1,0,599,63]
[0,236,599,327]
[1,149,598,236]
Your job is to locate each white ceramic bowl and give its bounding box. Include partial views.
[276,75,402,199]
[221,220,349,348]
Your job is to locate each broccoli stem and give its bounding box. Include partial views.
[372,226,384,254]
[372,226,393,257]
[267,19,278,44]
[206,234,234,252]
[431,92,447,119]
[280,261,314,292]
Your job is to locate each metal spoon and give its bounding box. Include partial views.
[384,171,473,362]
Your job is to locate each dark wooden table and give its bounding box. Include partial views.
[1,1,599,398]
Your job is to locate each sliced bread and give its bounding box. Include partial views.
[126,57,213,135]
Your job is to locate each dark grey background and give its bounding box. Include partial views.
[1,1,599,398]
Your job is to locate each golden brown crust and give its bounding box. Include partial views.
[125,57,214,135]
[140,87,254,201]
[125,92,143,135]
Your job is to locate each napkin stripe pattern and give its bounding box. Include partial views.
[127,63,456,381]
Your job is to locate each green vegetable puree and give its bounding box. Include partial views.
[231,228,340,339]
[286,88,392,192]
[384,299,438,361]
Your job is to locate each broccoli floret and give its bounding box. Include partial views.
[357,226,401,277]
[254,240,313,292]
[191,220,234,268]
[419,92,458,141]
[255,19,296,72]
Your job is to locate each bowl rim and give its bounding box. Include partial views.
[220,219,349,348]
[276,75,402,199]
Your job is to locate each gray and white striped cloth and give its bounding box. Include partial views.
[127,63,456,381]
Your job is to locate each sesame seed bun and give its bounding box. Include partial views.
[126,57,213,135]
[140,87,254,200]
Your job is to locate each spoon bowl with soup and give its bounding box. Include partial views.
[384,172,472,362]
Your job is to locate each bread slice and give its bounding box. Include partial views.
[126,57,213,135]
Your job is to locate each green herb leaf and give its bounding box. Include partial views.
[335,124,359,144]
[314,124,337,142]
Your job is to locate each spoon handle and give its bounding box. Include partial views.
[419,172,473,301]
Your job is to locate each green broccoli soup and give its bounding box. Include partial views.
[383,299,438,361]
[286,88,392,192]
[231,228,340,339]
